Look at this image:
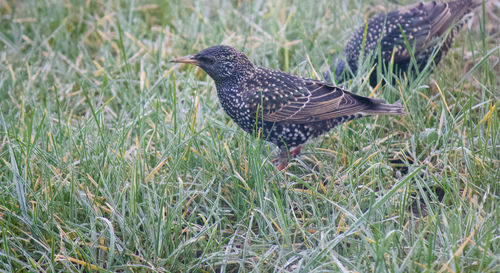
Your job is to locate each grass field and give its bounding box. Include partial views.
[1,0,499,272]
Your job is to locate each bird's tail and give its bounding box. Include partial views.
[347,92,406,116]
[363,101,406,116]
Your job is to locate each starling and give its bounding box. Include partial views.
[172,45,404,170]
[325,0,484,87]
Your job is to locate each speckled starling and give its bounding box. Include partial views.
[172,45,404,170]
[325,0,484,87]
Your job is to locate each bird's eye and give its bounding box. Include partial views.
[199,56,215,64]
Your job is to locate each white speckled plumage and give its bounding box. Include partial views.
[329,0,484,86]
[172,45,405,169]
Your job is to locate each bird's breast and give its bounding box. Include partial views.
[216,86,255,131]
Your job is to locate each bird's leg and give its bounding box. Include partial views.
[275,146,289,171]
[272,145,302,171]
[289,145,302,158]
[272,147,288,163]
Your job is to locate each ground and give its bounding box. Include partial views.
[0,0,499,272]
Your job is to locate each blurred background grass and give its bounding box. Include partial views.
[0,0,499,272]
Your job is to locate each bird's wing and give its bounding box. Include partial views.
[242,69,381,124]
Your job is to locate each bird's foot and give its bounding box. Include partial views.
[271,157,289,171]
[276,161,288,171]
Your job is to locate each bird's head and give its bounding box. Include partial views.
[322,57,349,84]
[332,57,348,83]
[171,45,255,83]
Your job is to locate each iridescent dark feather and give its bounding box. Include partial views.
[172,45,404,169]
[243,70,397,123]
[327,0,484,86]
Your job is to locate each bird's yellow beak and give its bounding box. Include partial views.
[170,55,199,65]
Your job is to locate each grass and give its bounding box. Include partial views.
[0,0,499,272]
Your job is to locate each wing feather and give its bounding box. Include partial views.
[243,69,380,124]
